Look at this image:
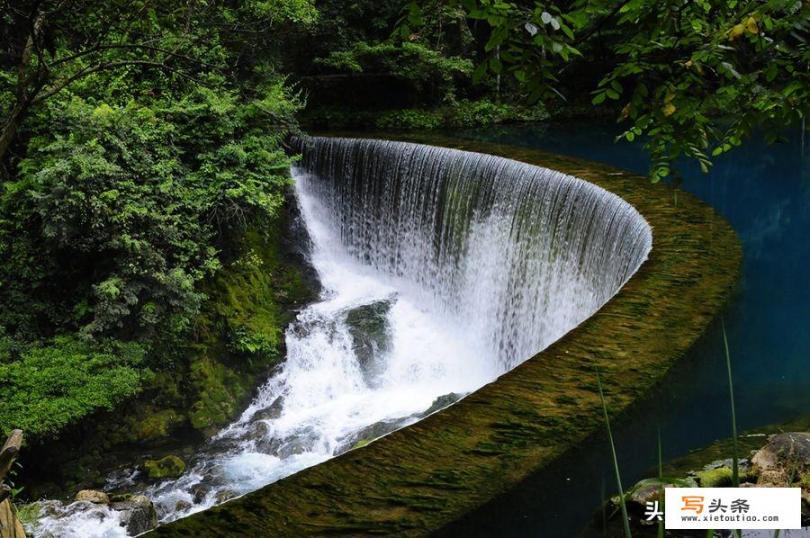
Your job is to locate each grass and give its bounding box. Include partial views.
[722,319,739,488]
[596,368,632,538]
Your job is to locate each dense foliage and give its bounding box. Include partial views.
[0,0,313,437]
[416,0,810,181]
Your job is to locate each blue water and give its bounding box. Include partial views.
[439,123,810,536]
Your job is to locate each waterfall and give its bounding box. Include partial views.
[30,137,651,537]
[295,136,651,369]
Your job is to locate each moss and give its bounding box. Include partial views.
[15,502,41,528]
[188,357,249,431]
[352,439,373,450]
[143,455,186,479]
[132,409,185,442]
[696,467,734,487]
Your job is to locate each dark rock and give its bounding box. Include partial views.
[344,297,395,384]
[246,421,271,443]
[111,494,158,535]
[419,392,465,417]
[175,500,192,512]
[337,418,409,454]
[190,483,210,504]
[253,396,285,422]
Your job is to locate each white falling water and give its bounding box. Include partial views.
[29,138,651,537]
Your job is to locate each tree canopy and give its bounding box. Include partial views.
[407,0,809,181]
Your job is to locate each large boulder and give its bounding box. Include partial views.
[344,297,395,384]
[143,455,186,480]
[752,432,810,486]
[110,494,158,536]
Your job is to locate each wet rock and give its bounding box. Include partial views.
[419,392,465,417]
[752,432,810,486]
[74,489,110,504]
[246,421,271,442]
[111,494,158,535]
[143,455,186,480]
[215,490,236,503]
[253,396,285,421]
[337,418,409,454]
[175,500,192,512]
[344,297,395,383]
[190,483,210,504]
[276,430,319,458]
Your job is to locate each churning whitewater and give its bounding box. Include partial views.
[30,138,651,537]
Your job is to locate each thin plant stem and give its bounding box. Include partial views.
[657,428,664,538]
[722,319,739,487]
[597,369,632,538]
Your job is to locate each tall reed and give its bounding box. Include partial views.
[722,320,739,487]
[596,369,632,538]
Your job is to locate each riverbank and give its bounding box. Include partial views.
[153,135,741,536]
[585,414,810,537]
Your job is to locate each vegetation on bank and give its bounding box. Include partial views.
[303,99,548,130]
[0,1,316,447]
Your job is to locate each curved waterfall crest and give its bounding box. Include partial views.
[295,136,652,369]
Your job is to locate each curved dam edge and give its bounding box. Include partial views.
[153,134,742,536]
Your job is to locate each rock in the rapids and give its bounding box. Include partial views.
[344,297,395,383]
[752,432,810,486]
[143,455,186,480]
[337,418,409,454]
[74,489,110,504]
[252,396,284,421]
[175,500,192,512]
[111,494,158,535]
[215,490,236,503]
[190,483,211,504]
[419,392,465,417]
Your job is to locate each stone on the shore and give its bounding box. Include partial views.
[752,432,810,486]
[74,489,110,504]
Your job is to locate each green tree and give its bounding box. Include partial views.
[420,0,809,180]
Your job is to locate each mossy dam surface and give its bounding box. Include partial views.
[147,134,741,537]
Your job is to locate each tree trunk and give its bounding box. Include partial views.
[0,430,25,538]
[0,99,32,165]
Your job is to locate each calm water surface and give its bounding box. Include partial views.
[439,123,810,536]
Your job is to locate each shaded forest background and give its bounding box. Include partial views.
[0,0,807,493]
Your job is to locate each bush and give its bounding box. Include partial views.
[0,336,149,437]
[304,99,548,130]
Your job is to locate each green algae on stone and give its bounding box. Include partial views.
[696,466,734,487]
[144,455,186,479]
[154,135,742,537]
